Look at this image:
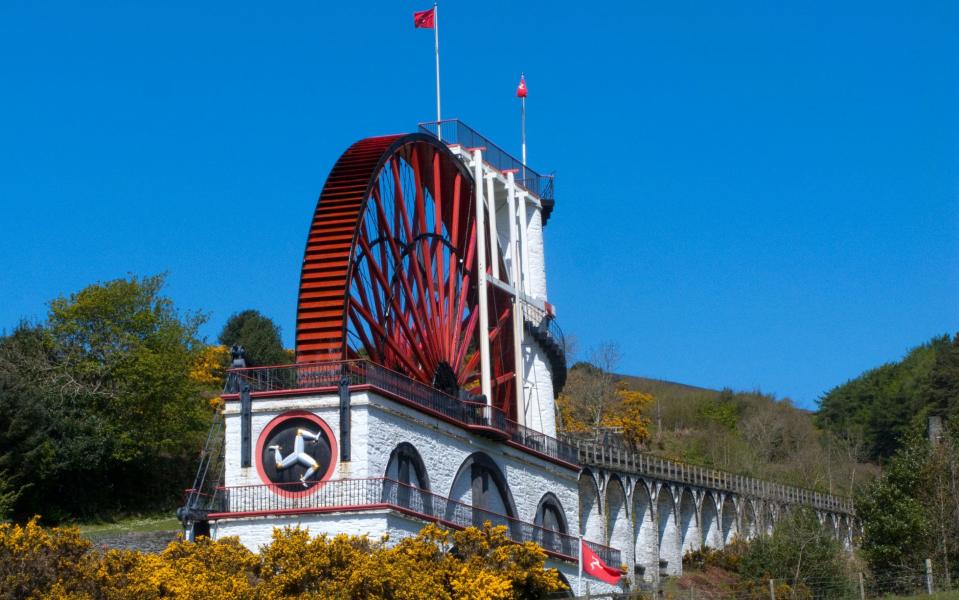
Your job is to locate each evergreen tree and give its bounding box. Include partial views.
[739,507,850,598]
[817,335,952,461]
[218,310,289,367]
[856,437,930,571]
[923,333,959,423]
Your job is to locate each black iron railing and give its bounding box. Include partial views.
[522,303,566,357]
[419,119,554,202]
[222,359,579,466]
[207,477,620,566]
[521,302,568,394]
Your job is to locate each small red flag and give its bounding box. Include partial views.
[516,74,527,98]
[413,7,435,29]
[582,541,622,585]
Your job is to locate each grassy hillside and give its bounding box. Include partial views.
[615,374,718,402]
[561,366,876,497]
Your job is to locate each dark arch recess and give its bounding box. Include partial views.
[534,492,570,534]
[534,492,572,557]
[383,442,433,514]
[447,452,519,535]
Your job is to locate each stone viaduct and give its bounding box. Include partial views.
[570,440,857,585]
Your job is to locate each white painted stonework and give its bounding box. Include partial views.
[523,339,557,438]
[214,388,611,589]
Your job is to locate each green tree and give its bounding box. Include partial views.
[922,333,959,425]
[0,275,211,519]
[856,435,933,573]
[218,310,289,367]
[817,335,951,461]
[738,507,850,598]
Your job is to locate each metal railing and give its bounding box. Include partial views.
[521,301,568,393]
[207,477,620,566]
[569,440,854,515]
[419,119,555,202]
[222,359,579,466]
[522,302,566,357]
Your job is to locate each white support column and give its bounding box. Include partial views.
[517,191,532,296]
[485,173,500,281]
[506,171,525,426]
[472,149,492,404]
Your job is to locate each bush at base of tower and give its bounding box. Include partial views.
[0,518,568,599]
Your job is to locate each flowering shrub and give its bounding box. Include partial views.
[0,519,566,599]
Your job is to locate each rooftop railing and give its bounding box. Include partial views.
[222,359,579,467]
[418,119,554,203]
[204,477,621,566]
[569,440,855,515]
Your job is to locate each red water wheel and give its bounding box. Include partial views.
[296,133,515,415]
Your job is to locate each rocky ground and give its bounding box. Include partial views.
[79,515,181,554]
[84,529,180,553]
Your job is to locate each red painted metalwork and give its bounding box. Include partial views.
[296,134,516,415]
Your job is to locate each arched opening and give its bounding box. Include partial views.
[701,493,722,549]
[721,496,738,545]
[824,513,838,539]
[741,500,757,540]
[448,452,517,532]
[679,488,701,555]
[657,486,680,576]
[534,492,571,557]
[606,477,631,571]
[633,480,657,583]
[383,442,432,514]
[763,504,775,536]
[719,494,739,546]
[579,470,604,544]
[837,516,850,549]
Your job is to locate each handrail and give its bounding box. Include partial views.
[568,439,855,515]
[218,361,852,515]
[221,359,579,467]
[418,119,554,203]
[205,477,621,566]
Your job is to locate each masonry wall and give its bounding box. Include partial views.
[213,510,431,553]
[219,389,582,552]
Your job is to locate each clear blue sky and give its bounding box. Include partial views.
[1,1,956,409]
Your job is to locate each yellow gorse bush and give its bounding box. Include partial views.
[190,344,229,387]
[0,518,566,600]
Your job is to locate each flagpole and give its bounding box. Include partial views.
[520,74,526,180]
[433,1,442,141]
[578,535,584,596]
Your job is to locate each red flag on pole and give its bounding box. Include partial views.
[413,7,435,29]
[581,540,622,585]
[516,74,527,98]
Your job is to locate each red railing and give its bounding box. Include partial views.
[221,360,579,467]
[204,477,620,566]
